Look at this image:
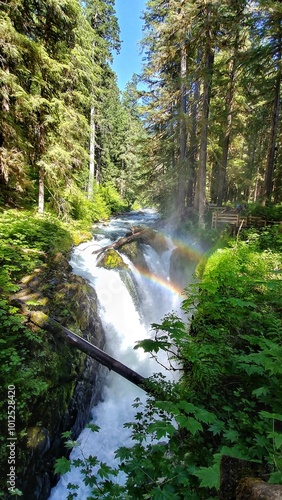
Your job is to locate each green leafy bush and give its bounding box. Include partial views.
[100,183,127,213]
[247,202,282,221]
[241,225,282,253]
[62,182,128,223]
[62,185,110,223]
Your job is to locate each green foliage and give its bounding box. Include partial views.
[60,182,129,224]
[55,457,72,476]
[247,202,282,222]
[100,183,127,214]
[0,210,73,279]
[241,225,282,253]
[63,184,110,223]
[61,230,282,498]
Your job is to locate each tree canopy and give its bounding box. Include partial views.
[1,0,281,223]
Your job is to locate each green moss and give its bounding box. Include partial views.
[97,249,128,270]
[26,427,47,449]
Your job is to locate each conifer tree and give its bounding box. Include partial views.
[83,0,120,197]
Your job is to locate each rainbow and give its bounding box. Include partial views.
[133,264,187,297]
[170,235,205,263]
[131,234,205,297]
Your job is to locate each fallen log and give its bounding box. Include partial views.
[219,455,279,500]
[92,228,148,255]
[29,311,146,390]
[236,477,282,499]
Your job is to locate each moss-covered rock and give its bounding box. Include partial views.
[26,427,50,455]
[121,240,148,272]
[139,228,169,254]
[97,249,128,270]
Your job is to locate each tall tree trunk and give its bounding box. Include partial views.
[37,117,45,214]
[170,104,176,172]
[274,162,282,203]
[178,42,187,213]
[1,65,9,114]
[197,43,214,227]
[0,62,10,148]
[263,32,281,204]
[186,79,200,207]
[218,32,239,206]
[96,146,101,184]
[88,105,96,199]
[38,166,45,214]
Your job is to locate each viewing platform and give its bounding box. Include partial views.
[211,210,281,231]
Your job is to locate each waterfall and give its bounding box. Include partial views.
[49,210,189,499]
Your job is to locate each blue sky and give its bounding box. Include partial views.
[112,0,147,91]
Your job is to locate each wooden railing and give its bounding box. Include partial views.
[247,215,267,227]
[211,211,245,229]
[211,212,278,230]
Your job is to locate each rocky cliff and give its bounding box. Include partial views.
[11,252,106,500]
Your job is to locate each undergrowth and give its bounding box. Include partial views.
[0,208,91,496]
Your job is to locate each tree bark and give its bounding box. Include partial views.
[237,477,282,499]
[38,116,45,214]
[92,228,149,255]
[197,42,214,227]
[218,31,239,206]
[186,78,200,206]
[38,165,45,214]
[88,105,96,198]
[0,61,9,149]
[263,31,281,204]
[178,42,187,212]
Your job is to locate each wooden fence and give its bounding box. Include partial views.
[211,211,278,230]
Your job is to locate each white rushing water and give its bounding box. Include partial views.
[49,209,185,499]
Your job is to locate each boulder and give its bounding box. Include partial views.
[139,228,169,254]
[169,247,198,289]
[121,240,148,272]
[97,248,128,270]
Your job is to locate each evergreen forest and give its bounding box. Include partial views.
[0,0,282,498]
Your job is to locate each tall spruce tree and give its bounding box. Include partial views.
[83,0,120,197]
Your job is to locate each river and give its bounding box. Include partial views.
[49,209,195,499]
